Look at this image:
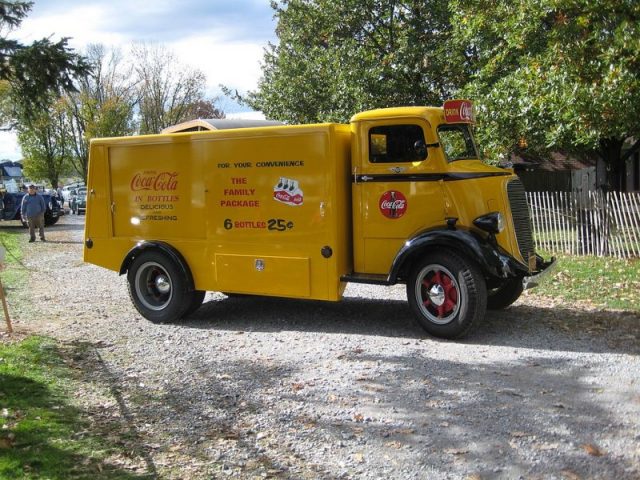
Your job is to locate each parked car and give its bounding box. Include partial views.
[1,190,64,226]
[61,183,85,205]
[71,191,87,215]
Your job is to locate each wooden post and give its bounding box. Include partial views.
[0,276,12,334]
[0,247,11,333]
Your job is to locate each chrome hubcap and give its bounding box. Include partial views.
[135,261,173,311]
[428,284,446,306]
[415,264,461,325]
[155,275,171,294]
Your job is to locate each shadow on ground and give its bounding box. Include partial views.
[183,294,640,356]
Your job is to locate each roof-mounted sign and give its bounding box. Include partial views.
[443,99,475,124]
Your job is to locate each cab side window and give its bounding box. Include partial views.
[368,124,426,163]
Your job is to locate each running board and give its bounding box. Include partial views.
[340,273,394,286]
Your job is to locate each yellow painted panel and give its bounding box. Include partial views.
[215,254,310,297]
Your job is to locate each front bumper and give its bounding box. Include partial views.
[523,256,557,289]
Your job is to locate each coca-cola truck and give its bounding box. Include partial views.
[83,100,554,339]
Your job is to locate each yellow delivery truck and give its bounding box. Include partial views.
[84,100,554,339]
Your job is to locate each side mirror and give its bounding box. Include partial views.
[414,140,427,160]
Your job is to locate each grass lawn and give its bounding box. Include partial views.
[0,336,151,479]
[0,227,27,293]
[537,252,640,311]
[0,229,149,478]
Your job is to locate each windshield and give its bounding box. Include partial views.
[438,125,479,162]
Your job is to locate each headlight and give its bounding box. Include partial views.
[48,201,53,209]
[473,212,504,234]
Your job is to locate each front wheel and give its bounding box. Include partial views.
[407,251,487,339]
[487,277,524,310]
[127,250,192,323]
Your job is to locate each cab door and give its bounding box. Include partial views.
[352,118,446,274]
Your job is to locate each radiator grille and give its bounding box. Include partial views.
[507,179,535,263]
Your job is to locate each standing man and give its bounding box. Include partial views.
[20,184,46,243]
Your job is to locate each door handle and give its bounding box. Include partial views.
[110,202,115,214]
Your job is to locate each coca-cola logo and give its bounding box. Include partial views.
[379,190,407,219]
[459,102,473,121]
[274,190,303,205]
[443,99,475,123]
[130,171,178,191]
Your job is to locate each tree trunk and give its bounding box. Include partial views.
[598,138,624,192]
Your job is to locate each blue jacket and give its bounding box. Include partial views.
[21,193,46,218]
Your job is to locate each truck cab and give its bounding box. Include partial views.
[346,102,553,337]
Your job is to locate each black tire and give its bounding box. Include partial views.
[407,251,487,339]
[487,277,524,310]
[45,215,59,226]
[127,250,192,323]
[184,290,206,317]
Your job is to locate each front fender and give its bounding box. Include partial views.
[119,240,195,291]
[388,228,527,283]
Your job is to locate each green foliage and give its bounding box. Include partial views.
[18,97,70,188]
[0,336,146,479]
[250,0,639,190]
[451,0,640,187]
[63,45,137,181]
[0,1,89,121]
[246,0,465,123]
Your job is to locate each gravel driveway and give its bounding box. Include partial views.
[9,214,640,479]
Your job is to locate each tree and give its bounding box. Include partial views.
[0,1,89,123]
[184,99,225,120]
[19,97,70,188]
[244,0,465,123]
[133,43,210,134]
[63,44,138,181]
[451,0,640,190]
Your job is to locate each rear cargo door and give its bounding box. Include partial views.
[108,140,206,240]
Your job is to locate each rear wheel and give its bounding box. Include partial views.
[407,251,486,339]
[487,277,524,310]
[127,250,192,323]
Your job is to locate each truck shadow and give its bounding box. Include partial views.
[185,294,640,356]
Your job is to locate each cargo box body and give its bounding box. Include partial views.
[84,124,353,301]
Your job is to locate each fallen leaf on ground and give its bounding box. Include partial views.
[352,452,364,463]
[384,441,402,449]
[534,442,559,451]
[582,443,604,456]
[561,470,582,480]
[444,448,469,455]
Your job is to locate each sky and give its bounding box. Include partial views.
[0,0,278,160]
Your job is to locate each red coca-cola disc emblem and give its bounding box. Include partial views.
[379,190,407,219]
